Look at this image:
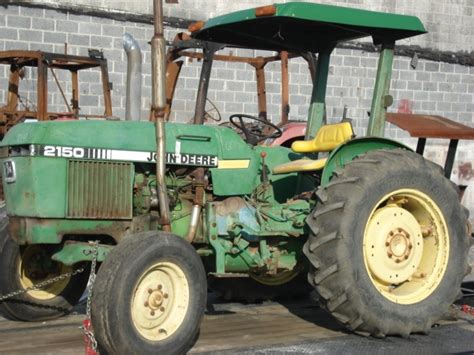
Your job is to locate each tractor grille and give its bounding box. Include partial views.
[67,160,133,219]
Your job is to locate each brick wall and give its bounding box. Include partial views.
[26,0,474,53]
[0,4,473,221]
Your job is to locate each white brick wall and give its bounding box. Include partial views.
[0,4,473,222]
[22,0,474,53]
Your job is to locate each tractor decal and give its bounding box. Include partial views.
[29,144,219,167]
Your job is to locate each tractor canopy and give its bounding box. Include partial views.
[193,2,426,51]
[190,2,427,139]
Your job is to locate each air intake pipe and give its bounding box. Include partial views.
[123,33,143,121]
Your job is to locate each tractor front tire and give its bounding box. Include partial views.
[91,232,207,355]
[0,227,88,321]
[303,149,470,337]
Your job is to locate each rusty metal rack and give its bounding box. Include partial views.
[387,113,474,178]
[0,50,112,138]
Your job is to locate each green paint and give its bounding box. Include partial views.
[52,242,113,265]
[12,218,129,244]
[67,160,134,219]
[235,237,264,267]
[170,198,193,238]
[207,203,226,274]
[2,121,301,198]
[1,121,232,159]
[256,200,310,236]
[321,137,411,186]
[367,44,395,137]
[3,157,67,218]
[198,2,426,49]
[203,2,426,34]
[306,49,332,140]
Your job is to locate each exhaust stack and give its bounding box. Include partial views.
[122,33,143,121]
[152,0,171,231]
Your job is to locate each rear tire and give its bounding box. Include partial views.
[91,232,207,355]
[303,149,470,337]
[0,227,88,321]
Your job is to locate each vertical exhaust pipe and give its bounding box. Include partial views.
[122,33,143,121]
[152,0,171,231]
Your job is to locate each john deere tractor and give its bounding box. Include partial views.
[0,2,470,354]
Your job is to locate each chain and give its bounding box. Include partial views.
[0,241,100,351]
[0,266,85,303]
[86,241,98,319]
[80,241,99,352]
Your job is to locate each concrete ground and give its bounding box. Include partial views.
[1,282,474,354]
[0,245,472,354]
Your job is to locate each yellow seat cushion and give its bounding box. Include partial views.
[291,122,353,153]
[272,158,327,174]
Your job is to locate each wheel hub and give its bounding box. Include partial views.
[131,262,189,341]
[386,228,412,261]
[146,286,168,310]
[364,206,424,284]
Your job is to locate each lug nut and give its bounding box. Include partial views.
[163,293,168,299]
[144,301,149,307]
[148,288,153,294]
[158,284,162,290]
[408,244,413,249]
[387,252,393,258]
[395,258,401,263]
[160,307,165,312]
[150,311,155,316]
[404,255,409,260]
[385,242,390,246]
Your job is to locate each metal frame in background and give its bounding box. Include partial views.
[163,33,317,127]
[0,50,113,138]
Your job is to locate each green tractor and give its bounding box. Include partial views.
[0,2,471,354]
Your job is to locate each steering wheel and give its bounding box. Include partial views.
[204,98,222,122]
[229,114,282,145]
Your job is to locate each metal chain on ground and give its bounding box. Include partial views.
[80,241,99,352]
[0,266,85,303]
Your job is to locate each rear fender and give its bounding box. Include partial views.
[321,137,411,186]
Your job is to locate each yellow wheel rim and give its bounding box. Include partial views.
[250,269,299,286]
[363,189,449,304]
[131,261,189,341]
[18,245,71,300]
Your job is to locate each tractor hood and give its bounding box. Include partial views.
[1,120,300,198]
[1,120,251,161]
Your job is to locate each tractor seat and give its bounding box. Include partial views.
[272,122,353,175]
[291,121,354,153]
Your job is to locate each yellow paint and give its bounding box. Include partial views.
[250,269,299,286]
[363,189,450,305]
[131,261,190,341]
[217,160,250,169]
[272,158,327,174]
[291,122,354,153]
[18,245,71,300]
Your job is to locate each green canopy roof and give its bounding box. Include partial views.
[193,2,426,52]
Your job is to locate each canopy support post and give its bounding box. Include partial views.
[305,47,332,140]
[367,42,394,137]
